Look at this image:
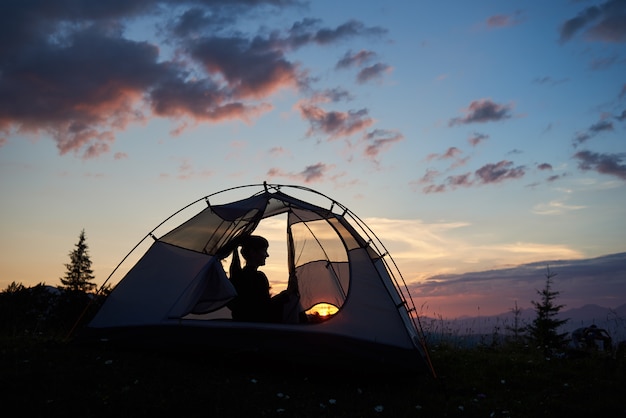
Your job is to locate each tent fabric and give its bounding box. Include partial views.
[89,242,213,327]
[86,184,428,370]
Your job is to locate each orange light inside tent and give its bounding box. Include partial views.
[306,303,339,318]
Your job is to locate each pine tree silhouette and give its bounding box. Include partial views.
[60,229,96,293]
[526,266,569,353]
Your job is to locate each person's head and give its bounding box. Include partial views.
[240,235,269,268]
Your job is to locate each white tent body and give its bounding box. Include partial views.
[85,184,430,372]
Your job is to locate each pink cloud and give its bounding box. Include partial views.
[297,101,373,140]
[418,168,440,184]
[361,129,404,161]
[0,2,388,160]
[426,147,462,161]
[468,132,489,146]
[188,36,302,100]
[170,158,213,181]
[424,147,469,170]
[422,184,447,194]
[443,147,462,159]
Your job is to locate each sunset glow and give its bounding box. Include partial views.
[1,1,625,319]
[306,303,340,318]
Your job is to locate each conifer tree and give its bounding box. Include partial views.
[526,266,569,351]
[60,229,96,293]
[505,300,526,344]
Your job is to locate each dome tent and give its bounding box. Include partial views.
[82,183,434,374]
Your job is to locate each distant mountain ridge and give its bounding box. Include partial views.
[422,303,626,343]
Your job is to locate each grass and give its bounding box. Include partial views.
[2,335,625,417]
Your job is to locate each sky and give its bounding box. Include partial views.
[1,0,625,318]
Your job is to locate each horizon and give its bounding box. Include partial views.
[6,247,625,320]
[1,1,625,319]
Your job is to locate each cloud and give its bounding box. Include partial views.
[335,50,377,69]
[360,129,404,161]
[526,164,566,187]
[167,5,257,38]
[537,163,553,171]
[532,76,569,86]
[364,216,594,310]
[287,18,387,47]
[0,1,387,159]
[356,63,392,84]
[412,252,626,317]
[310,88,354,103]
[486,14,512,28]
[149,77,275,122]
[448,99,514,126]
[475,160,525,184]
[0,26,158,158]
[589,54,620,70]
[485,11,524,29]
[187,35,303,100]
[161,157,214,181]
[532,198,586,215]
[296,101,373,140]
[468,132,489,146]
[420,160,525,193]
[427,147,470,170]
[268,146,290,157]
[574,150,626,180]
[573,119,615,145]
[559,0,626,43]
[446,172,474,187]
[416,169,441,185]
[426,147,462,161]
[421,184,446,194]
[442,147,462,159]
[267,162,334,183]
[334,50,391,84]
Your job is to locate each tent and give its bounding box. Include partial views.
[82,183,434,374]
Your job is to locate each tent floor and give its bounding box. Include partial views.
[76,323,426,376]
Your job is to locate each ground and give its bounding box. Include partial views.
[2,336,625,417]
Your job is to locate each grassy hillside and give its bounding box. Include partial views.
[2,335,624,417]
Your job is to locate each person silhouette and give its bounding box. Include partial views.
[228,235,274,322]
